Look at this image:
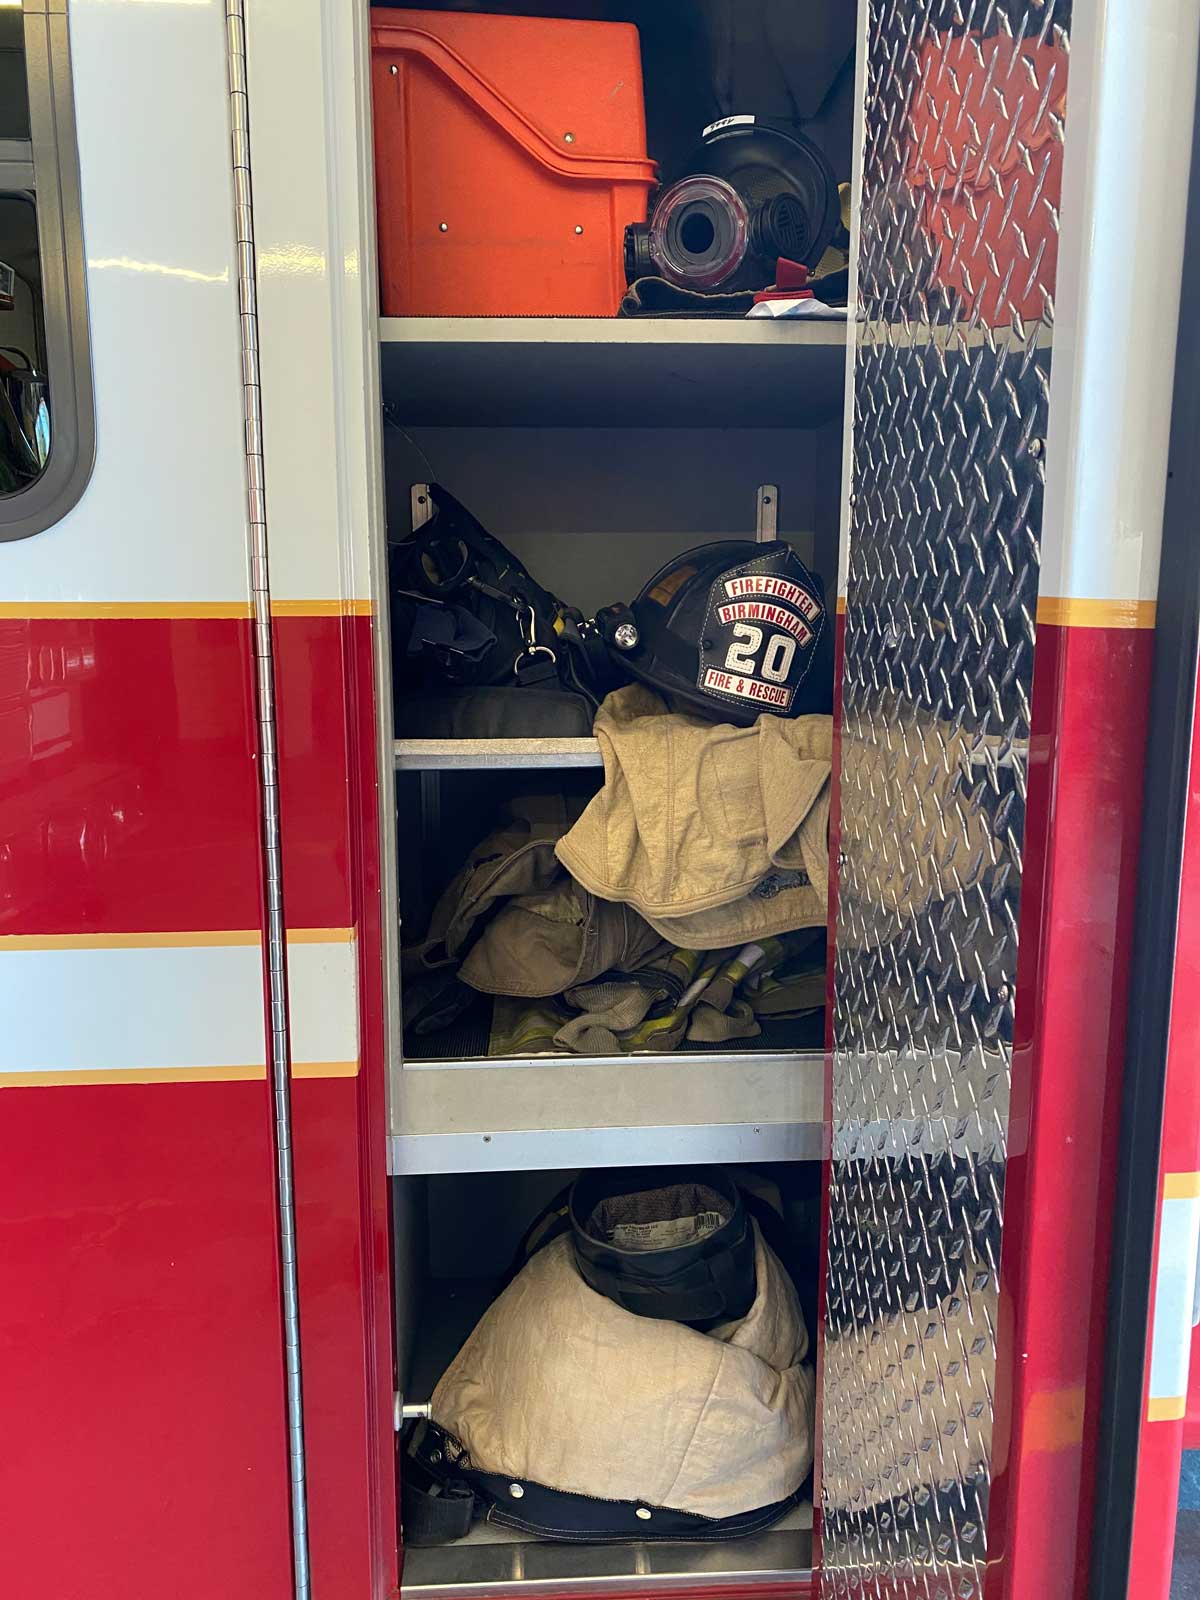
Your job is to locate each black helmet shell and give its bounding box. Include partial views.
[599,541,831,724]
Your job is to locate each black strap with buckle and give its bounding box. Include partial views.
[402,1421,478,1546]
[403,1419,802,1545]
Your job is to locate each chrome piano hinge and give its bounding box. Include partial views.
[224,5,311,1596]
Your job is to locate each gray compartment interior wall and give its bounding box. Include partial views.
[393,1170,596,1412]
[395,765,604,950]
[392,1171,429,1397]
[383,425,843,613]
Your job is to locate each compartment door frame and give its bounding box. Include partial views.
[1089,35,1200,1596]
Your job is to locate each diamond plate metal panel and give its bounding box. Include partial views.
[823,4,1070,1596]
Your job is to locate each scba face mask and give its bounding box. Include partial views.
[624,119,841,292]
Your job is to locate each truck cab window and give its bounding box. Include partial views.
[0,2,92,539]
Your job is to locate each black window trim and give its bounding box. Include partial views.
[1,0,94,543]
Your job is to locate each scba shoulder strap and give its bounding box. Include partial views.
[403,1420,802,1545]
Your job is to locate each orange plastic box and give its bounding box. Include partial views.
[371,9,657,317]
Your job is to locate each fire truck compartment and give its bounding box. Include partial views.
[374,4,854,1586]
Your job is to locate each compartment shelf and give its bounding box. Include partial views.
[395,737,603,771]
[389,1051,825,1174]
[401,1498,812,1594]
[380,316,848,429]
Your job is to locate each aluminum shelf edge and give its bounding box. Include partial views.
[388,1051,826,1174]
[379,315,848,348]
[399,1513,813,1596]
[379,317,848,429]
[395,737,603,770]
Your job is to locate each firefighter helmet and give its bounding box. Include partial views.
[596,541,831,724]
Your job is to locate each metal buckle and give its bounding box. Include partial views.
[513,603,556,677]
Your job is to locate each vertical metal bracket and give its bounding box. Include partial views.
[411,482,433,533]
[756,484,779,543]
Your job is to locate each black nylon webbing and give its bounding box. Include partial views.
[402,1474,477,1546]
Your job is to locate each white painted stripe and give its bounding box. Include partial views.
[1041,0,1200,606]
[1148,1194,1200,1405]
[287,938,359,1070]
[243,0,378,607]
[5,0,254,605]
[0,944,266,1077]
